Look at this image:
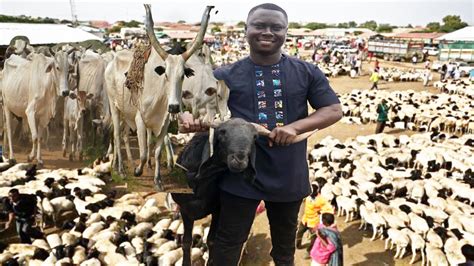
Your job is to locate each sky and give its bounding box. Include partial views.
[0,0,473,26]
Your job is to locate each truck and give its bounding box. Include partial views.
[439,41,474,63]
[368,39,424,62]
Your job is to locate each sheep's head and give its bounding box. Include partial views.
[215,118,258,173]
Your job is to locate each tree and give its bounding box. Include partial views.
[337,22,349,28]
[440,15,467,32]
[426,22,440,32]
[211,25,221,34]
[348,21,357,28]
[236,21,246,27]
[177,20,186,24]
[359,20,377,31]
[377,24,393,33]
[288,22,301,29]
[304,22,327,30]
[407,24,413,28]
[123,20,141,27]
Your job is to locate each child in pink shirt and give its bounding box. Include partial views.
[310,213,342,266]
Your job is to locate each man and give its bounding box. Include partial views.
[4,188,42,243]
[369,68,380,90]
[296,183,333,257]
[375,99,389,134]
[179,3,342,265]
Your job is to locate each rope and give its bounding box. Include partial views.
[124,44,152,106]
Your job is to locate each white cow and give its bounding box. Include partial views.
[62,90,93,161]
[2,53,67,164]
[105,5,214,191]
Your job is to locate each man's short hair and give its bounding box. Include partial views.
[247,3,288,22]
[462,244,474,260]
[322,213,335,226]
[8,188,19,195]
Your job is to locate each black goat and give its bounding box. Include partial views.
[171,118,312,265]
[171,118,260,266]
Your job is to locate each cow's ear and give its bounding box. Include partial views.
[205,87,217,96]
[69,92,77,99]
[184,67,194,78]
[154,66,166,75]
[45,63,54,73]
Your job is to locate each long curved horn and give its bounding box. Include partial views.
[181,5,214,61]
[144,4,168,60]
[251,123,318,144]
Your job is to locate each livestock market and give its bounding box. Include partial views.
[0,1,473,265]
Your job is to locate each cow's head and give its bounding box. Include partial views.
[144,4,214,114]
[69,90,93,118]
[54,47,76,97]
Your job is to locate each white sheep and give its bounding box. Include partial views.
[384,228,409,259]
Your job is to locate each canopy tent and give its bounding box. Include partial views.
[436,26,474,42]
[0,23,102,46]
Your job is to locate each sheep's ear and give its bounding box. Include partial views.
[242,143,264,191]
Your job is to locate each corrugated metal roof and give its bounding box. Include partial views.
[0,23,102,46]
[392,32,445,40]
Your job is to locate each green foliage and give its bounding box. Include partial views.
[122,20,141,27]
[426,22,441,32]
[107,25,122,33]
[348,21,357,28]
[0,14,56,24]
[211,25,221,34]
[407,24,413,28]
[236,21,246,27]
[337,22,349,28]
[440,15,468,32]
[377,24,394,33]
[288,22,301,29]
[359,20,378,31]
[304,22,328,30]
[82,141,107,165]
[177,20,186,24]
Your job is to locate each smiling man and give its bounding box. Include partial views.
[179,3,342,265]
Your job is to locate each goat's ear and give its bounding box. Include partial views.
[242,143,264,191]
[184,67,194,78]
[154,66,166,75]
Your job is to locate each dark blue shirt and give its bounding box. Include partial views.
[214,55,340,202]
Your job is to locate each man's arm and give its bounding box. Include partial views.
[268,103,342,146]
[5,212,14,229]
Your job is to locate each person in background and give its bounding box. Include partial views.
[311,213,343,266]
[375,99,390,134]
[3,189,43,243]
[440,63,447,80]
[296,183,333,257]
[412,54,417,65]
[374,58,379,71]
[369,68,380,90]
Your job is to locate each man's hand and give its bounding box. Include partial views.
[178,112,209,133]
[268,125,297,147]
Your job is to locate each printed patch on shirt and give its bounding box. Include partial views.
[275,111,284,120]
[273,79,281,87]
[255,70,263,77]
[275,100,283,109]
[256,80,265,87]
[274,89,282,97]
[258,101,267,109]
[257,91,266,99]
[276,122,284,127]
[272,69,280,76]
[258,112,268,121]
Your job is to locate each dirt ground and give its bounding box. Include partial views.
[3,59,440,266]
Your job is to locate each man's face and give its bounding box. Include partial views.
[246,9,287,56]
[8,192,19,203]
